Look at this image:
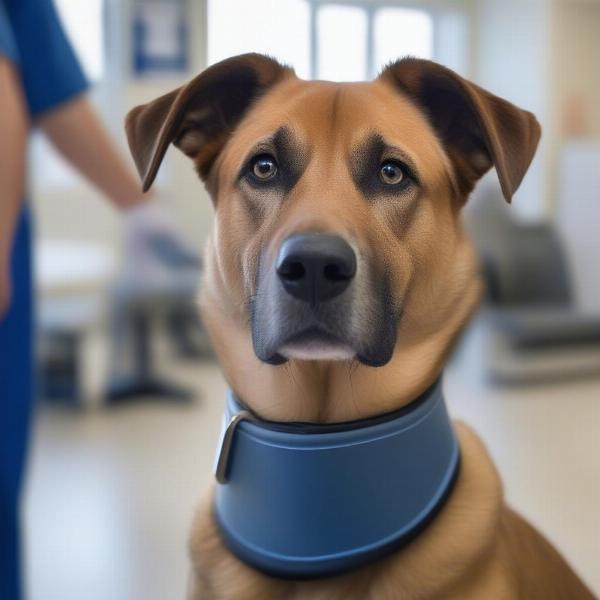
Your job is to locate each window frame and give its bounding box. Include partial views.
[306,0,471,79]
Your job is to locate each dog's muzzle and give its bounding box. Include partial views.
[251,232,398,366]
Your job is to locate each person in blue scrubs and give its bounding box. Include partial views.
[0,2,153,598]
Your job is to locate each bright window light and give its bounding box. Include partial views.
[317,5,367,81]
[208,0,310,78]
[55,0,105,81]
[374,8,433,74]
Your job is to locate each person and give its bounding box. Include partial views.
[0,1,162,597]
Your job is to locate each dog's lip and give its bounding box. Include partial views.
[257,311,401,367]
[263,326,350,364]
[263,352,288,365]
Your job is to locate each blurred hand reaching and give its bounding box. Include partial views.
[120,199,200,293]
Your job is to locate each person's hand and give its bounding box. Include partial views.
[120,199,199,292]
[123,197,179,240]
[0,259,12,320]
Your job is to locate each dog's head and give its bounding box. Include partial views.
[126,54,540,417]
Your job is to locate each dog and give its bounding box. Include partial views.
[125,54,596,599]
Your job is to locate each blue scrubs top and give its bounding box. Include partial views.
[0,2,88,599]
[1,0,89,116]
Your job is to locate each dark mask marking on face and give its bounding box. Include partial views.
[273,126,309,194]
[240,188,267,228]
[349,133,420,200]
[238,126,310,197]
[355,260,399,367]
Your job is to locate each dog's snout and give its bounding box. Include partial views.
[276,233,356,304]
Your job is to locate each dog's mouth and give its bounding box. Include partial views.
[255,314,398,367]
[257,320,356,366]
[278,327,355,362]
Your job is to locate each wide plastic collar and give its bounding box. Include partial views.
[213,378,460,579]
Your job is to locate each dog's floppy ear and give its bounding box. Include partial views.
[125,53,292,191]
[379,58,541,202]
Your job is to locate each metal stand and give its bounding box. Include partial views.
[105,303,193,405]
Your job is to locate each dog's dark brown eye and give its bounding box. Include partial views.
[379,161,405,185]
[252,155,278,180]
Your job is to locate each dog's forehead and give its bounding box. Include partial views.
[219,76,450,185]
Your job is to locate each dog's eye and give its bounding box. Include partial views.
[251,154,278,180]
[379,161,405,185]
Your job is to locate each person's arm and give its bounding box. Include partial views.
[6,0,147,210]
[37,96,147,209]
[0,58,28,317]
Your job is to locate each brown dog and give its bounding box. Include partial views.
[126,54,595,599]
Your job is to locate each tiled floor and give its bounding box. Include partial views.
[24,332,600,599]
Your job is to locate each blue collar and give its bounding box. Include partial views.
[213,378,460,579]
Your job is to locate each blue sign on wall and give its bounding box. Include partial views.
[133,0,188,76]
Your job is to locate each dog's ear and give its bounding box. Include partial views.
[125,53,293,191]
[379,59,541,202]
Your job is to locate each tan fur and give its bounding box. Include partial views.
[125,55,595,599]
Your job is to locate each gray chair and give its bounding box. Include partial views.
[464,185,600,383]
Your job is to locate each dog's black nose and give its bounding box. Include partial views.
[276,233,356,304]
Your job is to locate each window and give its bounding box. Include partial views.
[316,4,433,80]
[208,0,311,78]
[317,5,367,81]
[373,8,433,73]
[208,0,453,82]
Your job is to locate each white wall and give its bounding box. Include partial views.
[472,0,552,221]
[472,0,600,221]
[553,1,600,138]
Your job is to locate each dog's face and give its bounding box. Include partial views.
[212,76,457,368]
[126,54,539,418]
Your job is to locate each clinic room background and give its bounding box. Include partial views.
[1,0,599,599]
